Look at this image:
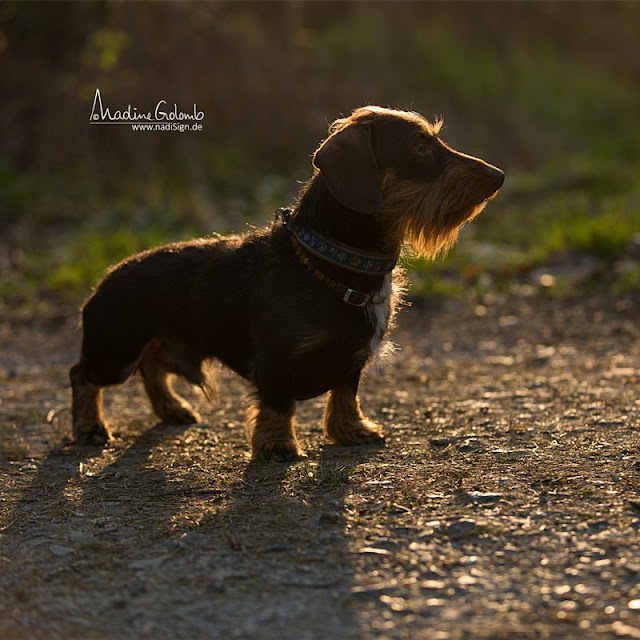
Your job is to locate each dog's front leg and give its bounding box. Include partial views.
[247,392,302,463]
[323,373,384,446]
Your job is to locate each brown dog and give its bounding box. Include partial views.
[70,106,504,461]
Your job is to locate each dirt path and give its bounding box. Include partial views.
[1,295,640,639]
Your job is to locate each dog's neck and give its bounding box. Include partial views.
[293,174,400,257]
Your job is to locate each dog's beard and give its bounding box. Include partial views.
[382,173,493,260]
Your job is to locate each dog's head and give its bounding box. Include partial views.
[313,106,504,258]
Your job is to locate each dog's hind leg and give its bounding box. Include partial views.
[70,363,112,444]
[323,373,384,446]
[141,355,202,425]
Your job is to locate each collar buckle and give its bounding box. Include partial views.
[343,288,370,307]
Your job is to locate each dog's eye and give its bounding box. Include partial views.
[415,143,430,156]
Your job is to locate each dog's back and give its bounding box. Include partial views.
[80,226,372,387]
[80,235,243,385]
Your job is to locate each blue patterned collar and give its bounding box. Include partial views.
[276,208,399,276]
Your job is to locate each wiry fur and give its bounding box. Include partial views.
[365,271,407,365]
[323,385,383,446]
[328,106,444,139]
[381,169,496,259]
[247,399,301,462]
[328,106,501,260]
[68,105,503,462]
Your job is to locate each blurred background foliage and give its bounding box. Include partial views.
[1,1,639,311]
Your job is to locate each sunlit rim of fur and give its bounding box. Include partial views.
[329,106,444,138]
[405,201,487,260]
[381,171,489,261]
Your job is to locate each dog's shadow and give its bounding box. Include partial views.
[187,443,382,637]
[2,422,375,638]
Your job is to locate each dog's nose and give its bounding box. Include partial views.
[490,167,505,189]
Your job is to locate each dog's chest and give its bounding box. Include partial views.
[364,273,394,359]
[291,273,394,366]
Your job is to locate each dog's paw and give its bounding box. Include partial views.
[251,439,305,463]
[327,420,385,446]
[72,422,113,446]
[160,404,201,425]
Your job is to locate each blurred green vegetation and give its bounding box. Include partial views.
[1,1,639,311]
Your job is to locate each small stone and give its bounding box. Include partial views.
[458,438,483,452]
[424,598,447,607]
[369,539,400,552]
[388,503,411,514]
[129,555,170,570]
[430,438,453,447]
[627,500,640,513]
[498,315,518,327]
[445,519,478,539]
[420,580,446,590]
[264,544,288,553]
[351,583,399,598]
[319,511,340,523]
[466,491,503,504]
[359,547,391,555]
[68,530,92,544]
[491,449,532,459]
[50,545,73,557]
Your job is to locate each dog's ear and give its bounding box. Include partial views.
[313,123,381,214]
